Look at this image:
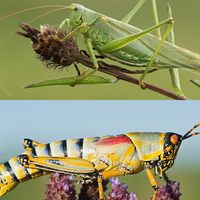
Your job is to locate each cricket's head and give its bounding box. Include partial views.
[158,123,200,173]
[66,4,83,26]
[67,4,102,27]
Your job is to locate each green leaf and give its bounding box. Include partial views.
[25,75,114,89]
[190,79,200,88]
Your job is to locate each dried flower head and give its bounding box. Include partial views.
[17,23,80,70]
[45,173,76,200]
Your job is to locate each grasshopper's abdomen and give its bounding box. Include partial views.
[0,156,44,197]
[28,135,143,175]
[29,135,133,161]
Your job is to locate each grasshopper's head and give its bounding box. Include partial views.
[66,4,102,28]
[159,132,183,171]
[157,123,200,175]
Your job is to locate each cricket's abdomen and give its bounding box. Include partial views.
[88,16,200,72]
[88,17,154,67]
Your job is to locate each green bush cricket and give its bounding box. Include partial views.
[57,1,200,88]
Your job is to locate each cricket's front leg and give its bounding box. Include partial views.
[59,18,71,30]
[70,34,99,87]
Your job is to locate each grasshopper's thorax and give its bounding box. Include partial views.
[146,132,182,177]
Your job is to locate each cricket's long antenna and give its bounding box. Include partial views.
[0,7,68,48]
[0,5,69,96]
[0,85,12,96]
[0,5,67,22]
[183,122,200,140]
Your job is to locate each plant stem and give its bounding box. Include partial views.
[79,56,188,100]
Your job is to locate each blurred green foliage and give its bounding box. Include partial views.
[0,0,200,99]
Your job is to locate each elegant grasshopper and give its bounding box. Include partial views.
[0,123,200,199]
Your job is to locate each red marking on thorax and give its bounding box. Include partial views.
[97,135,131,146]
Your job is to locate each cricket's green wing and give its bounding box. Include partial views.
[89,16,200,72]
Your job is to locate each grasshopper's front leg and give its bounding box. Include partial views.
[145,166,159,200]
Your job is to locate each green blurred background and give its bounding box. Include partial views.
[0,0,200,99]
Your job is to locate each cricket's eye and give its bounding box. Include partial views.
[170,134,179,145]
[74,7,79,11]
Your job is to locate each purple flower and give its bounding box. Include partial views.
[45,173,181,200]
[157,181,181,200]
[106,178,138,200]
[45,173,76,200]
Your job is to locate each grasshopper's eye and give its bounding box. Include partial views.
[170,134,179,145]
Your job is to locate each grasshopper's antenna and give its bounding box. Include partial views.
[183,122,200,140]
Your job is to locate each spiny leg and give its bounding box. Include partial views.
[56,21,99,86]
[59,15,173,87]
[121,0,146,23]
[70,35,99,87]
[151,0,161,38]
[59,18,71,30]
[102,17,173,53]
[166,4,183,96]
[139,18,174,87]
[100,16,174,88]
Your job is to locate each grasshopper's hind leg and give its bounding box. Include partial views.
[18,155,96,174]
[19,154,108,200]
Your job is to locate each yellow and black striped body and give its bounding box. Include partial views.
[0,155,44,197]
